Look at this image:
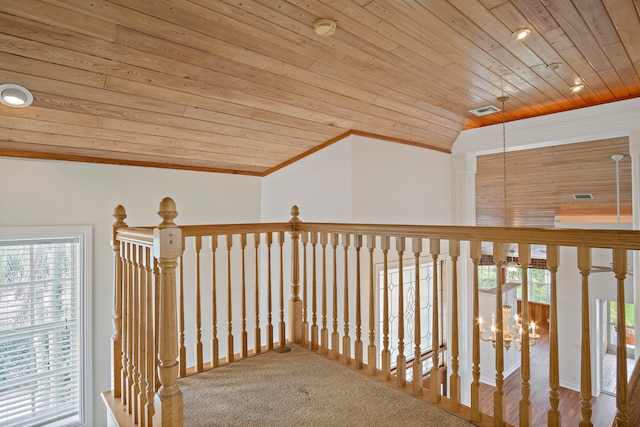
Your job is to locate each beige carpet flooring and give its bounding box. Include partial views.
[179,344,474,426]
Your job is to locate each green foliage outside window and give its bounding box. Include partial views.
[610,301,635,328]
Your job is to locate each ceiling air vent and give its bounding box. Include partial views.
[573,193,593,200]
[469,105,500,116]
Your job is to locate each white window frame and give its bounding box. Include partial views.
[0,226,92,427]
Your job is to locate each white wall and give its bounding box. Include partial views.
[261,134,452,225]
[350,135,452,224]
[0,157,262,427]
[261,139,353,222]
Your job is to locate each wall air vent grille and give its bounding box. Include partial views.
[572,194,593,199]
[469,105,500,116]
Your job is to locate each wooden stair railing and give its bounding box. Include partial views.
[104,199,640,427]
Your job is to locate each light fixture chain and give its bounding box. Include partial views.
[500,96,508,227]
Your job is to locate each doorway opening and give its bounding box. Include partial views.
[602,300,636,396]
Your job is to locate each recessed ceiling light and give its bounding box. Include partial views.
[512,28,531,40]
[570,83,585,92]
[314,18,337,37]
[0,84,33,108]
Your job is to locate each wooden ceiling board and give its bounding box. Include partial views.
[0,0,639,178]
[476,138,632,228]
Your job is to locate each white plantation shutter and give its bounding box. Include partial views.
[0,228,91,427]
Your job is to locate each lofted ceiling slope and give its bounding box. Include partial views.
[0,0,639,175]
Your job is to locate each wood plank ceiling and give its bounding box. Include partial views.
[0,0,639,176]
[476,137,632,228]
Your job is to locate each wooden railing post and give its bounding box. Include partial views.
[546,245,561,426]
[152,197,184,427]
[342,233,351,364]
[354,235,363,369]
[367,235,377,375]
[412,237,423,396]
[519,243,532,426]
[577,246,592,427]
[381,236,391,380]
[111,205,127,399]
[288,206,303,343]
[493,242,506,426]
[470,240,482,423]
[449,239,461,411]
[430,239,441,404]
[613,248,629,426]
[310,232,319,351]
[396,236,406,388]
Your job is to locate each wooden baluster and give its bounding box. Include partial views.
[578,246,593,427]
[111,205,127,399]
[354,235,363,369]
[470,240,482,423]
[129,245,140,424]
[133,246,147,424]
[396,236,406,388]
[139,248,156,427]
[254,233,261,355]
[519,243,532,426]
[125,241,134,411]
[194,236,204,371]
[278,231,286,349]
[613,248,629,426]
[288,208,302,344]
[367,235,377,375]
[240,234,248,358]
[120,242,129,407]
[321,232,329,355]
[546,245,560,426]
[210,235,219,368]
[412,237,423,396]
[430,239,441,403]
[381,236,391,380]
[302,231,309,347]
[449,239,460,410]
[493,242,506,426]
[266,232,274,351]
[226,234,234,363]
[137,245,148,427]
[331,233,340,359]
[152,197,184,427]
[178,241,186,378]
[342,233,351,364]
[310,232,319,350]
[153,258,161,392]
[143,247,155,427]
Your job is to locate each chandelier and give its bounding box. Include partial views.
[478,304,540,350]
[476,95,539,351]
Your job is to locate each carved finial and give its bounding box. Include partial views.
[290,205,301,224]
[112,205,127,227]
[158,197,178,229]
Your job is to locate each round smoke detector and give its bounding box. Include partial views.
[314,18,337,36]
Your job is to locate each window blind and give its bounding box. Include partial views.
[0,237,82,427]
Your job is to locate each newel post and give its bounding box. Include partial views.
[111,205,127,399]
[288,206,303,343]
[152,198,184,427]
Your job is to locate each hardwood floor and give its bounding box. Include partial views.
[478,329,618,426]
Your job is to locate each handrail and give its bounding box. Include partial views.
[116,227,154,246]
[179,223,292,236]
[299,222,640,250]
